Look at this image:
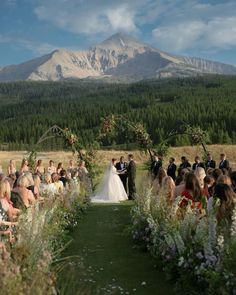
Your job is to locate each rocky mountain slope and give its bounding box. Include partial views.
[0,33,236,82]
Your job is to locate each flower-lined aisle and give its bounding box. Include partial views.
[0,189,89,295]
[131,191,236,295]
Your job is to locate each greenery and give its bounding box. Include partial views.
[131,190,236,295]
[0,191,89,295]
[58,203,174,295]
[0,75,236,150]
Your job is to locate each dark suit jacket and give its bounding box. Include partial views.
[219,159,230,170]
[127,160,136,181]
[151,160,162,176]
[115,162,128,172]
[205,160,216,169]
[192,162,205,171]
[180,161,191,169]
[167,163,176,180]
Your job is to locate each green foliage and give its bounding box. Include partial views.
[0,76,235,150]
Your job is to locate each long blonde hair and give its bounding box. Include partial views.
[0,178,11,199]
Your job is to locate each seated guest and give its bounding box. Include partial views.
[192,156,205,171]
[56,162,63,175]
[153,168,167,194]
[217,175,232,186]
[180,173,207,209]
[51,173,64,194]
[205,154,216,170]
[47,160,56,175]
[203,175,214,198]
[40,173,56,196]
[167,157,176,181]
[174,168,189,198]
[35,159,45,174]
[230,171,236,193]
[160,176,175,204]
[67,160,75,173]
[194,167,206,189]
[24,172,36,195]
[219,153,230,170]
[20,159,29,173]
[32,174,41,199]
[12,175,35,208]
[179,156,191,169]
[151,155,162,178]
[211,183,235,224]
[59,169,68,188]
[8,159,16,176]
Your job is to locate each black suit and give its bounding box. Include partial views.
[127,160,136,200]
[205,160,216,169]
[151,160,162,177]
[192,162,205,171]
[115,162,128,192]
[167,163,176,180]
[219,159,230,170]
[180,161,191,169]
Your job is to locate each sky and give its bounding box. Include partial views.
[1,0,236,66]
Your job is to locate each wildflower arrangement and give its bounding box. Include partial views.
[0,190,89,295]
[131,191,236,295]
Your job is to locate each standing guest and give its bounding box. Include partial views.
[151,155,162,178]
[205,154,216,170]
[230,171,236,193]
[192,156,205,171]
[179,156,191,169]
[47,160,56,174]
[167,157,177,181]
[127,154,136,200]
[35,159,45,174]
[20,159,29,173]
[8,160,16,175]
[115,156,128,192]
[78,160,89,182]
[219,153,230,170]
[56,162,63,175]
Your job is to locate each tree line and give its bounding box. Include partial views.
[0,75,235,150]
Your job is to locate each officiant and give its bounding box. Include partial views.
[116,156,128,192]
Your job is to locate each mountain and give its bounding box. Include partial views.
[0,32,236,82]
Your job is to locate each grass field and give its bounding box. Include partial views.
[0,145,235,173]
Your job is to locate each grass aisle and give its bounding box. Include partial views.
[59,202,173,295]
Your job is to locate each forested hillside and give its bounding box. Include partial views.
[0,75,235,150]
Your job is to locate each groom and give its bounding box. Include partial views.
[127,154,136,200]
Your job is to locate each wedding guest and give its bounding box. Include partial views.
[40,173,56,196]
[56,162,63,175]
[12,175,35,208]
[59,169,68,187]
[160,176,175,203]
[179,156,191,169]
[180,173,206,209]
[217,175,232,186]
[35,159,45,174]
[205,153,216,169]
[24,172,35,195]
[192,156,205,171]
[0,179,16,220]
[67,160,75,173]
[230,171,236,193]
[78,160,89,183]
[116,156,128,192]
[52,173,64,194]
[213,183,235,224]
[219,153,230,170]
[32,174,41,199]
[174,169,189,198]
[203,175,214,198]
[47,160,56,174]
[151,155,162,178]
[8,159,16,175]
[194,167,206,189]
[167,157,176,181]
[20,159,29,173]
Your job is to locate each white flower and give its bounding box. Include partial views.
[178,256,185,267]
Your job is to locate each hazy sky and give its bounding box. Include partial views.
[1,0,236,66]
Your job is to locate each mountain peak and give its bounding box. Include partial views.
[97,32,148,50]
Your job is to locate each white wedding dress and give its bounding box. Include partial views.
[92,163,128,203]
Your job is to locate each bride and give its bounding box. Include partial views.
[92,158,128,203]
